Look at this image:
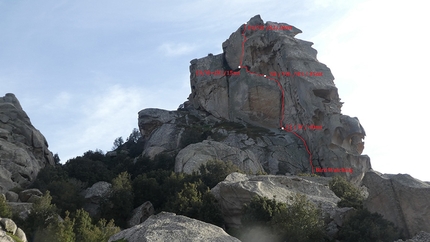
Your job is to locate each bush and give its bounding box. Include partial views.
[100,172,134,228]
[270,193,326,242]
[0,195,12,218]
[198,159,241,188]
[338,208,402,242]
[239,194,326,242]
[166,180,223,227]
[329,176,363,209]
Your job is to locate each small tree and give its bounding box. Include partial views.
[329,176,363,209]
[0,195,12,218]
[338,209,402,242]
[112,137,124,150]
[198,160,241,188]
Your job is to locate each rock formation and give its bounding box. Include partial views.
[211,172,352,236]
[138,15,370,183]
[127,201,155,228]
[0,217,27,242]
[362,171,430,238]
[81,181,112,217]
[108,212,241,242]
[0,93,54,192]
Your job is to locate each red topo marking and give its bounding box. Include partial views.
[239,24,314,173]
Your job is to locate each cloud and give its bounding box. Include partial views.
[158,42,196,57]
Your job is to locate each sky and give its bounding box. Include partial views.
[1,0,429,181]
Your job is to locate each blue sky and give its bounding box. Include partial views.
[1,0,429,181]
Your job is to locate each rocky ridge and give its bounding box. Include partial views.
[0,93,54,192]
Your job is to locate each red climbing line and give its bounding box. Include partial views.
[239,23,314,173]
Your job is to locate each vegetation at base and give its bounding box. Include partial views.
[329,176,364,209]
[198,159,240,188]
[329,176,403,241]
[238,194,327,242]
[338,208,403,242]
[22,129,243,240]
[0,194,12,218]
[17,191,120,242]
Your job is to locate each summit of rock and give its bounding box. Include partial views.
[139,15,370,183]
[0,93,54,191]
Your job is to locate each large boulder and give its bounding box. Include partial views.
[108,212,240,242]
[362,171,430,238]
[127,201,155,228]
[81,181,112,217]
[18,188,42,202]
[0,217,27,242]
[211,172,341,229]
[175,140,264,174]
[0,93,54,192]
[7,202,32,220]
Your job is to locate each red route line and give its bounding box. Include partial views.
[239,24,314,173]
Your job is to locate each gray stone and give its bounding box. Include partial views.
[81,181,112,217]
[4,192,18,202]
[0,218,17,234]
[108,212,241,242]
[211,172,340,228]
[127,201,155,228]
[14,228,27,242]
[7,202,32,220]
[18,189,42,203]
[395,231,430,242]
[0,230,14,242]
[362,171,430,238]
[0,93,54,192]
[175,140,264,175]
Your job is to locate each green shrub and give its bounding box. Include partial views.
[166,180,223,227]
[338,208,402,242]
[100,172,134,228]
[198,159,241,188]
[239,194,326,242]
[0,195,12,218]
[329,176,363,209]
[270,193,326,242]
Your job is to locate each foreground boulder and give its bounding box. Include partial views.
[211,172,342,229]
[0,217,27,242]
[362,171,430,238]
[0,93,54,192]
[108,212,240,242]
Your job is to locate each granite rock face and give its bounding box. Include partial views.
[138,15,370,183]
[0,93,54,192]
[175,140,264,174]
[362,171,430,238]
[108,212,241,242]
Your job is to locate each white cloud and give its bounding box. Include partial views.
[158,42,196,57]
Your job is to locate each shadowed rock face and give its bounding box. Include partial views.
[138,15,370,183]
[0,93,54,192]
[362,171,430,238]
